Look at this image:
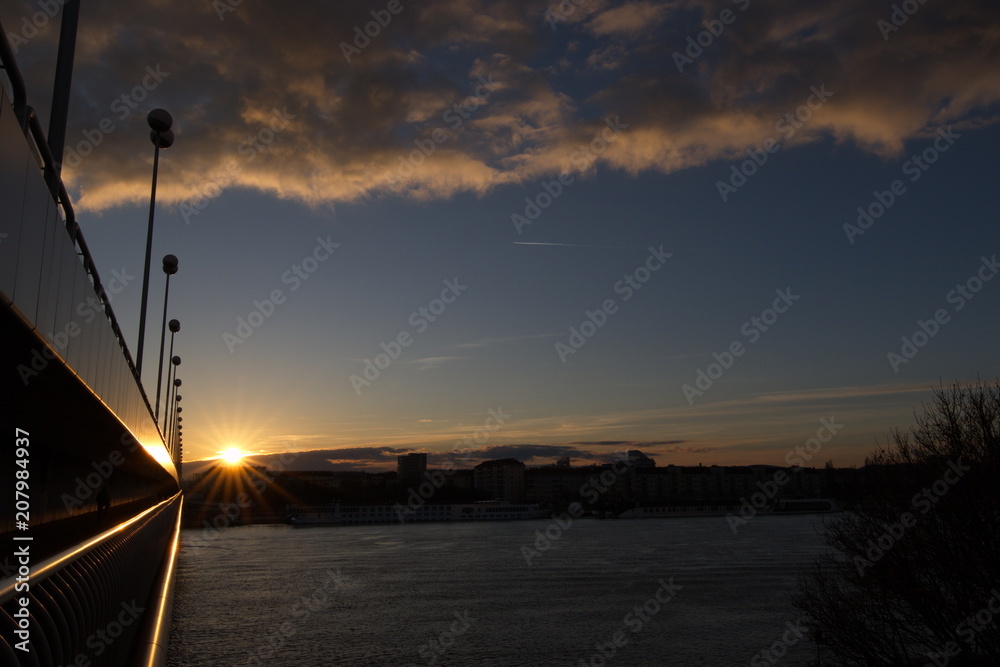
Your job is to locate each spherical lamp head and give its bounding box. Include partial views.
[150,128,174,149]
[147,109,173,133]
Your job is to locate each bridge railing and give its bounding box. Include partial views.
[0,494,183,666]
[0,20,175,479]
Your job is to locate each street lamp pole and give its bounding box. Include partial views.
[164,353,179,439]
[169,384,182,458]
[136,109,174,378]
[172,399,182,459]
[155,256,178,423]
[159,321,180,431]
[167,372,181,450]
[176,420,183,478]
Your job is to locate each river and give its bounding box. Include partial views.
[167,513,835,666]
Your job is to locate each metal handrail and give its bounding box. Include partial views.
[0,494,180,604]
[131,496,183,667]
[0,495,182,665]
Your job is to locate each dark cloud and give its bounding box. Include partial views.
[178,430,734,478]
[255,446,410,471]
[571,440,631,446]
[571,439,686,446]
[186,442,634,473]
[3,0,996,211]
[451,443,603,463]
[663,445,715,454]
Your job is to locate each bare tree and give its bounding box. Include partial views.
[794,381,1000,665]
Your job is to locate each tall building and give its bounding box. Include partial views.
[474,458,525,502]
[397,452,427,486]
[525,466,594,504]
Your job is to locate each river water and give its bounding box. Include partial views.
[167,514,835,666]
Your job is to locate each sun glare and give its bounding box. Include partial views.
[220,447,245,465]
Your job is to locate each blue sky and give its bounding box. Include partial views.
[4,0,999,470]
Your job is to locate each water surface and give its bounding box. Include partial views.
[168,514,834,666]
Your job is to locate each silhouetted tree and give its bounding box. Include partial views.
[794,381,1000,666]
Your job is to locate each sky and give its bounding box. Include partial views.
[4,0,999,473]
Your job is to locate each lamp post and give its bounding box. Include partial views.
[168,376,182,454]
[172,400,183,460]
[165,356,180,441]
[159,320,179,429]
[154,256,178,422]
[136,109,174,378]
[177,431,183,478]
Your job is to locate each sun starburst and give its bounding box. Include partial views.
[220,447,245,465]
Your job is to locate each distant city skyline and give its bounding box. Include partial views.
[3,0,998,470]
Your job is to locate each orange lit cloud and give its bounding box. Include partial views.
[587,1,670,36]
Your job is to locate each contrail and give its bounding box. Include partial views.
[512,241,643,249]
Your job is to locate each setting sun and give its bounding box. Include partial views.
[220,447,245,465]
